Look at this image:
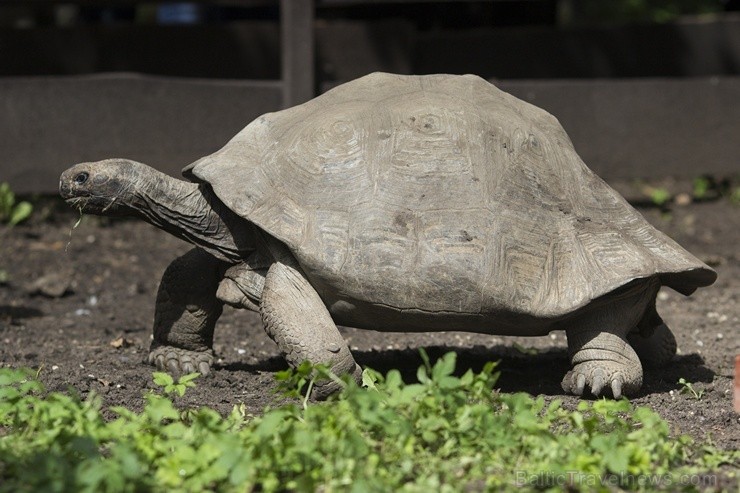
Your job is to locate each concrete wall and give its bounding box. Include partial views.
[2,74,737,194]
[1,75,282,193]
[497,77,740,180]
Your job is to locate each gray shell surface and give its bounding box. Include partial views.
[185,73,715,319]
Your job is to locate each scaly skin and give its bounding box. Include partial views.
[260,242,362,399]
[148,247,227,376]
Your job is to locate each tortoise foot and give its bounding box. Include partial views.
[561,361,640,399]
[147,344,213,376]
[310,363,363,400]
[628,323,677,368]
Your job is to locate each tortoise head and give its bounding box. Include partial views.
[59,159,146,216]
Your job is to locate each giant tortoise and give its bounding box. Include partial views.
[59,73,716,398]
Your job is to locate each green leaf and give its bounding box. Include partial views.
[178,373,201,385]
[152,372,174,387]
[431,352,456,381]
[416,365,430,385]
[144,394,179,423]
[650,187,671,206]
[692,176,711,199]
[8,201,32,226]
[361,368,380,391]
[0,182,14,215]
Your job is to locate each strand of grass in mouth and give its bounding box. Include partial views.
[65,208,84,252]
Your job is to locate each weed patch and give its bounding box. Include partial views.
[0,353,736,492]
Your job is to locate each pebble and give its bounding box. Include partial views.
[657,291,670,301]
[87,295,98,306]
[674,193,692,206]
[75,308,91,316]
[690,329,703,347]
[26,271,73,298]
[706,312,728,324]
[51,365,59,371]
[236,348,246,355]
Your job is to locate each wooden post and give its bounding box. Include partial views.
[280,0,314,108]
[734,355,740,413]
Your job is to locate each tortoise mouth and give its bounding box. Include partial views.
[64,194,120,214]
[64,195,89,209]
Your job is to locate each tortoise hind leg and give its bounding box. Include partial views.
[260,256,362,399]
[561,279,660,399]
[148,247,226,376]
[627,295,677,368]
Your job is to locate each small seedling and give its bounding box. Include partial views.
[692,176,711,200]
[730,186,740,206]
[152,372,200,397]
[648,187,671,207]
[678,377,704,400]
[638,183,672,208]
[0,182,32,226]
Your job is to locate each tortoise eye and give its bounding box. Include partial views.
[74,172,89,185]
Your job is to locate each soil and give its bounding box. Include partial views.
[1,195,738,465]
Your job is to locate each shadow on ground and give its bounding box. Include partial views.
[219,345,715,399]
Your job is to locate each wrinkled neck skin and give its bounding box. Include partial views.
[130,171,254,264]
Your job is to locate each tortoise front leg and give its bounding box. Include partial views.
[148,247,226,376]
[260,257,362,399]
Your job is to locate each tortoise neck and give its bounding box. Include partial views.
[132,170,254,263]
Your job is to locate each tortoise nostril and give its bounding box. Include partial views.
[74,172,89,185]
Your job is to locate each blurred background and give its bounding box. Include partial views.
[1,0,738,193]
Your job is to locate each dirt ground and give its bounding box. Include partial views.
[1,193,738,458]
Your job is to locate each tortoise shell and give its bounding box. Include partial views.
[184,73,715,320]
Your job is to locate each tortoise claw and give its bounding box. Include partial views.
[574,374,586,395]
[611,378,623,399]
[590,368,606,396]
[562,363,637,398]
[148,344,213,377]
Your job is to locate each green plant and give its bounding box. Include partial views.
[647,186,671,207]
[636,182,672,208]
[152,371,200,397]
[677,377,704,400]
[0,183,32,226]
[0,356,737,492]
[730,186,740,205]
[692,176,711,200]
